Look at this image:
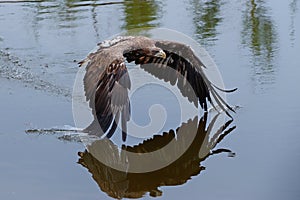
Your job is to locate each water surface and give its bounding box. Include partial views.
[0,0,300,199]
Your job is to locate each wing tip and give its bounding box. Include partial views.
[212,83,238,93]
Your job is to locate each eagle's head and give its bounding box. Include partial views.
[149,48,167,59]
[124,47,166,64]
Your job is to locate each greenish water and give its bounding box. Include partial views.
[0,0,299,199]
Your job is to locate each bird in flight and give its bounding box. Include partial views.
[78,36,236,141]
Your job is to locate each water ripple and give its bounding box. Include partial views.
[0,50,72,99]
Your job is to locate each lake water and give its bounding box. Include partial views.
[0,0,300,199]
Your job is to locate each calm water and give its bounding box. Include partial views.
[1,0,300,199]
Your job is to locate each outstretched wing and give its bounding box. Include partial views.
[140,40,236,117]
[80,48,131,141]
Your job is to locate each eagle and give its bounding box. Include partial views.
[78,36,236,141]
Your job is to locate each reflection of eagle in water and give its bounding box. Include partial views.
[77,113,236,199]
[79,36,236,141]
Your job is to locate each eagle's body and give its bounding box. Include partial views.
[79,36,235,141]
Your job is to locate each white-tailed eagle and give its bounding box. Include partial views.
[78,36,236,141]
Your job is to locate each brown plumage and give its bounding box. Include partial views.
[78,36,236,141]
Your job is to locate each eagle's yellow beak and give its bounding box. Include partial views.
[155,49,166,59]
